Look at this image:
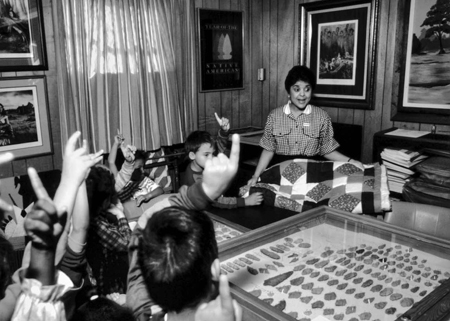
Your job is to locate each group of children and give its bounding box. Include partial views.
[0,114,253,321]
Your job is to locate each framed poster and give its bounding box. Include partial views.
[0,0,48,71]
[0,76,52,159]
[391,0,450,125]
[197,9,244,92]
[299,0,379,110]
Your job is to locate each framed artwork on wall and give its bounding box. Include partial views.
[0,76,52,159]
[391,0,450,125]
[299,0,379,110]
[197,9,244,92]
[0,0,48,71]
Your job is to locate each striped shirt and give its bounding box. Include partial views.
[260,104,339,156]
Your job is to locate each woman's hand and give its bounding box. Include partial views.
[247,176,258,187]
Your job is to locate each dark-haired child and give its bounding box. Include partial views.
[127,134,243,321]
[181,113,263,208]
[137,207,241,321]
[85,165,132,296]
[73,296,135,321]
[108,134,163,207]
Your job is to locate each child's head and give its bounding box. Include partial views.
[0,236,13,299]
[138,207,220,313]
[185,131,215,169]
[133,149,147,171]
[86,165,118,218]
[73,297,135,321]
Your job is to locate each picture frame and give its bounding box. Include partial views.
[299,0,379,110]
[0,76,53,159]
[0,0,48,71]
[197,9,244,92]
[391,0,450,125]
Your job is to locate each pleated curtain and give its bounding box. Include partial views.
[53,0,198,153]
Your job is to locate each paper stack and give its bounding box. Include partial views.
[380,148,428,194]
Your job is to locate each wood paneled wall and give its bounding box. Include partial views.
[196,0,450,163]
[1,0,448,181]
[0,0,61,178]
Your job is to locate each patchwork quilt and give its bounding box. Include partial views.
[248,159,390,214]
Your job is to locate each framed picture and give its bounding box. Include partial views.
[0,76,52,159]
[0,0,48,71]
[299,0,379,110]
[391,0,450,124]
[197,9,244,92]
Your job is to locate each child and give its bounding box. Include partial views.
[108,134,164,207]
[85,165,132,296]
[127,134,242,321]
[181,113,263,208]
[138,207,241,321]
[8,132,103,320]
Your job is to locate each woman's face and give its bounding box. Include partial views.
[289,80,312,110]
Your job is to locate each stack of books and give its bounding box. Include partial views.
[380,148,428,194]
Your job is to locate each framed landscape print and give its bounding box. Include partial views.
[0,0,48,71]
[391,0,450,124]
[0,76,52,159]
[197,9,244,92]
[299,0,379,110]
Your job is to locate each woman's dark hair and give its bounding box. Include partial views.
[85,165,118,220]
[284,65,316,93]
[138,207,218,313]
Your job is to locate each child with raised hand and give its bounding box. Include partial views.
[136,207,242,321]
[1,132,103,321]
[108,132,164,207]
[127,134,242,320]
[181,113,263,208]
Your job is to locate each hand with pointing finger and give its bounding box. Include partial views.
[195,274,242,321]
[215,112,230,132]
[24,167,67,285]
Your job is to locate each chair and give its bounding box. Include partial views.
[143,144,186,193]
[384,201,450,240]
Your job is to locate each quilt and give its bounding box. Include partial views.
[248,160,390,214]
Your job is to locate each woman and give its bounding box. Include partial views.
[247,65,363,186]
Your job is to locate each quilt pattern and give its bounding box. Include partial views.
[249,160,390,214]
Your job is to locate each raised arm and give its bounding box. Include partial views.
[52,132,104,264]
[108,134,124,177]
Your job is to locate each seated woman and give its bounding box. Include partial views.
[248,65,363,187]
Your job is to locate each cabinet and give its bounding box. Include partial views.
[372,128,450,163]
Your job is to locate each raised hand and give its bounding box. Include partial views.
[62,131,104,187]
[195,274,242,321]
[202,134,239,201]
[0,152,14,221]
[24,167,66,250]
[215,112,230,131]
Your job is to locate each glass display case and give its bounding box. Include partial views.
[219,206,450,321]
[208,212,249,244]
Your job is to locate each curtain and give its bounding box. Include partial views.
[53,0,197,153]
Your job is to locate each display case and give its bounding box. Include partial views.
[219,206,450,321]
[209,212,249,244]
